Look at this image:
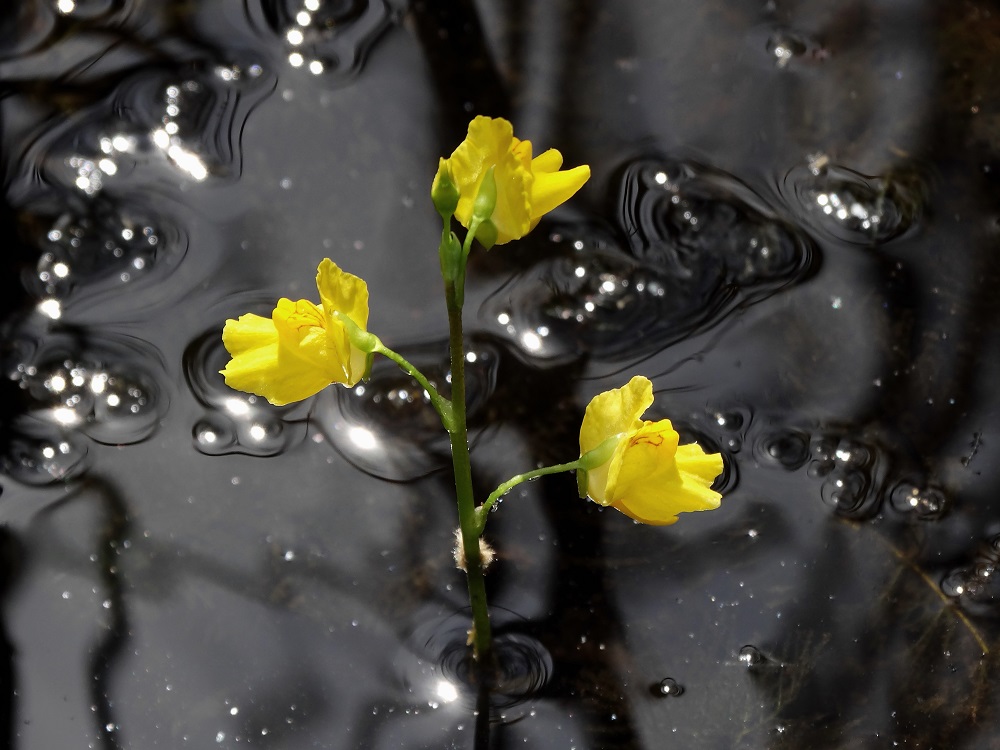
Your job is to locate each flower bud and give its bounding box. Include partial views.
[431,159,460,218]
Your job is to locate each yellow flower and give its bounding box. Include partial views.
[220,259,370,406]
[579,376,724,525]
[433,115,591,245]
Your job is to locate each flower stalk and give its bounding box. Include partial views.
[444,275,493,660]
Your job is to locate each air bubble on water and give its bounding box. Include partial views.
[768,38,802,67]
[258,0,393,80]
[755,429,810,470]
[738,645,764,669]
[821,468,871,514]
[487,158,814,364]
[654,678,684,697]
[889,481,946,520]
[184,330,307,456]
[782,162,924,245]
[941,569,969,598]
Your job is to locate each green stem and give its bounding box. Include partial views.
[372,342,453,426]
[445,276,492,662]
[475,460,584,534]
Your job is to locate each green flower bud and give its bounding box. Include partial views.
[431,159,460,218]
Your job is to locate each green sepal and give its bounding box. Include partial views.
[576,467,589,499]
[471,166,497,224]
[475,219,498,250]
[577,434,621,471]
[335,311,380,355]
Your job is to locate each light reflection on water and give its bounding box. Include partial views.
[2,0,1000,749]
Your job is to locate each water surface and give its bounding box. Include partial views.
[2,1,1000,748]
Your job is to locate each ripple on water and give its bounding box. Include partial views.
[18,196,187,320]
[781,161,924,246]
[5,327,168,446]
[183,328,309,457]
[9,61,273,199]
[941,533,1000,617]
[312,339,498,480]
[809,433,890,519]
[0,0,137,58]
[750,423,906,519]
[753,427,811,470]
[888,479,947,521]
[621,159,815,284]
[650,677,684,697]
[481,226,706,363]
[0,421,88,486]
[484,161,815,364]
[397,609,552,721]
[247,0,394,77]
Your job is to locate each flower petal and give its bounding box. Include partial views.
[530,164,591,221]
[675,443,725,490]
[531,148,564,173]
[608,422,722,525]
[487,135,533,244]
[448,116,514,227]
[579,376,655,504]
[221,311,332,406]
[580,376,654,454]
[221,312,278,356]
[316,259,369,330]
[316,258,370,384]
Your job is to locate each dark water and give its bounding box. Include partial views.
[2,1,1000,748]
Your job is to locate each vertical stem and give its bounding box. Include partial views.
[445,279,493,662]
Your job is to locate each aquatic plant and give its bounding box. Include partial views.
[221,115,725,662]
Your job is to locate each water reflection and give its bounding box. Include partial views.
[482,158,816,365]
[17,197,188,320]
[314,337,498,480]
[7,62,274,201]
[397,608,553,718]
[782,161,925,245]
[247,0,396,78]
[0,422,88,485]
[184,329,308,457]
[4,327,167,446]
